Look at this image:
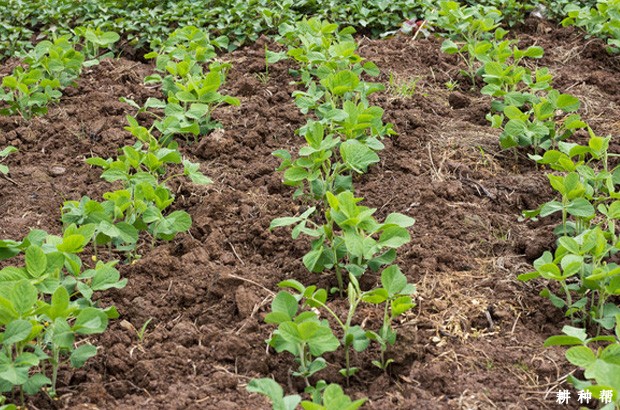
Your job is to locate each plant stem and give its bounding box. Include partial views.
[309,297,346,330]
[298,344,310,387]
[344,345,351,386]
[51,346,60,397]
[561,281,574,324]
[561,198,568,237]
[333,251,344,296]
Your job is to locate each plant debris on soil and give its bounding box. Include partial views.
[1,17,619,410]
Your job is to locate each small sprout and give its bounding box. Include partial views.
[0,146,17,175]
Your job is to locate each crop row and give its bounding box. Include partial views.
[244,18,417,408]
[0,26,234,408]
[432,1,620,407]
[0,32,125,409]
[0,0,441,61]
[0,28,118,119]
[6,0,608,62]
[559,0,620,53]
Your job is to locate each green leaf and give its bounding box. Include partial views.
[283,167,309,182]
[345,264,366,278]
[306,288,327,308]
[156,211,192,236]
[0,296,18,325]
[441,39,458,54]
[321,70,359,95]
[265,292,298,324]
[362,287,389,306]
[247,378,300,410]
[73,308,108,334]
[57,234,86,253]
[301,383,367,410]
[0,362,29,386]
[343,231,364,259]
[278,279,305,293]
[301,322,339,356]
[303,248,325,273]
[266,50,287,65]
[381,265,407,297]
[270,217,301,230]
[566,198,595,218]
[378,226,410,248]
[558,236,580,255]
[565,346,597,368]
[2,320,32,345]
[187,169,212,185]
[340,140,380,174]
[48,286,70,320]
[91,264,127,291]
[544,335,585,347]
[0,146,17,157]
[345,325,370,352]
[363,61,380,77]
[50,321,74,349]
[517,271,540,282]
[70,344,97,368]
[0,267,26,284]
[384,213,415,228]
[540,201,563,217]
[561,325,588,342]
[560,254,583,277]
[22,373,51,395]
[25,245,46,278]
[523,46,544,58]
[115,222,139,244]
[392,296,415,317]
[12,280,37,316]
[555,94,580,112]
[368,249,396,272]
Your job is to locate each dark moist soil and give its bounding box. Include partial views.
[1,17,619,410]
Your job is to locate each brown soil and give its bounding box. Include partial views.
[1,17,619,410]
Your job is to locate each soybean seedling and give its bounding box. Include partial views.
[271,265,415,385]
[73,26,121,66]
[247,378,367,410]
[271,190,414,295]
[258,44,287,84]
[0,146,17,175]
[0,229,125,402]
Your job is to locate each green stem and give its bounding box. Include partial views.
[561,198,568,237]
[298,343,310,387]
[343,291,363,385]
[333,251,344,296]
[344,345,351,386]
[596,291,607,333]
[51,346,60,397]
[309,297,346,331]
[161,172,184,186]
[561,281,574,324]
